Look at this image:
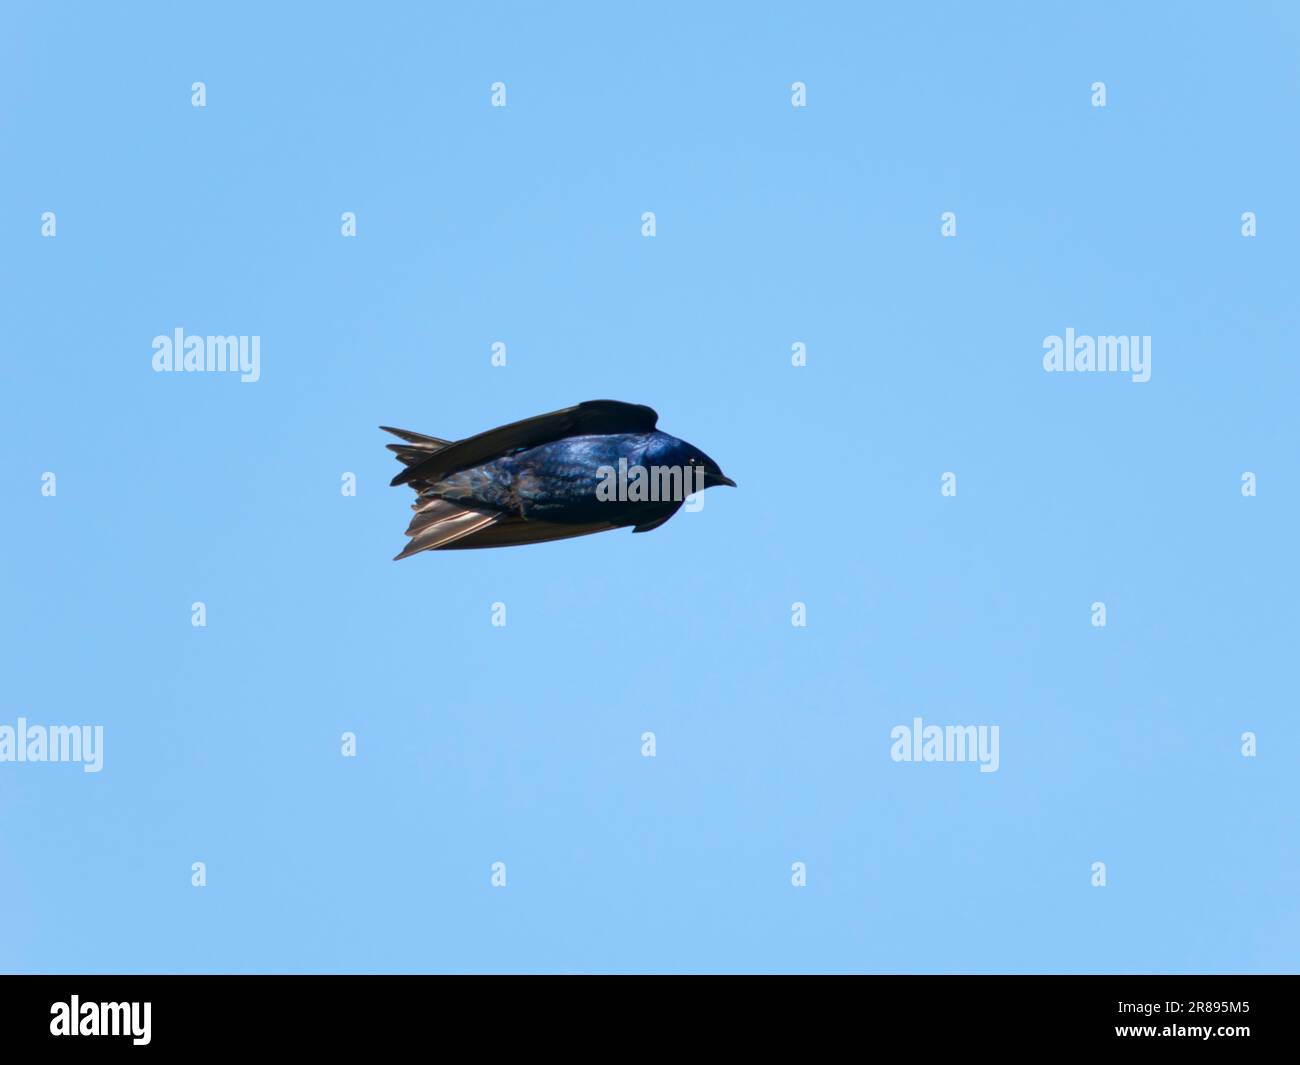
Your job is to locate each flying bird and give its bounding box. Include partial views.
[383,400,735,558]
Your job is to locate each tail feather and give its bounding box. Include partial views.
[380,425,452,447]
[381,426,454,469]
[384,426,511,558]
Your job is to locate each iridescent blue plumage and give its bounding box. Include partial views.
[383,402,733,556]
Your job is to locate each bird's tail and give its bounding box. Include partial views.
[382,426,508,558]
[380,425,453,469]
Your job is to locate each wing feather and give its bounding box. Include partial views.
[393,506,503,559]
[437,516,618,550]
[389,400,658,487]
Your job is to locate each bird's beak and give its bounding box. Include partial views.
[704,472,737,488]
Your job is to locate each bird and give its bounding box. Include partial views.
[382,400,735,558]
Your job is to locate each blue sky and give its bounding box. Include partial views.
[1,2,1296,973]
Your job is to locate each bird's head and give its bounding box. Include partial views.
[689,449,736,489]
[646,433,736,490]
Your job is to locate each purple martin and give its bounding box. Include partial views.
[383,400,735,558]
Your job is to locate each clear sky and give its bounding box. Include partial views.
[1,2,1296,973]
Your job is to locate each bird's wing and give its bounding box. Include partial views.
[393,499,504,559]
[395,502,617,556]
[435,515,620,550]
[632,504,682,533]
[388,400,659,488]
